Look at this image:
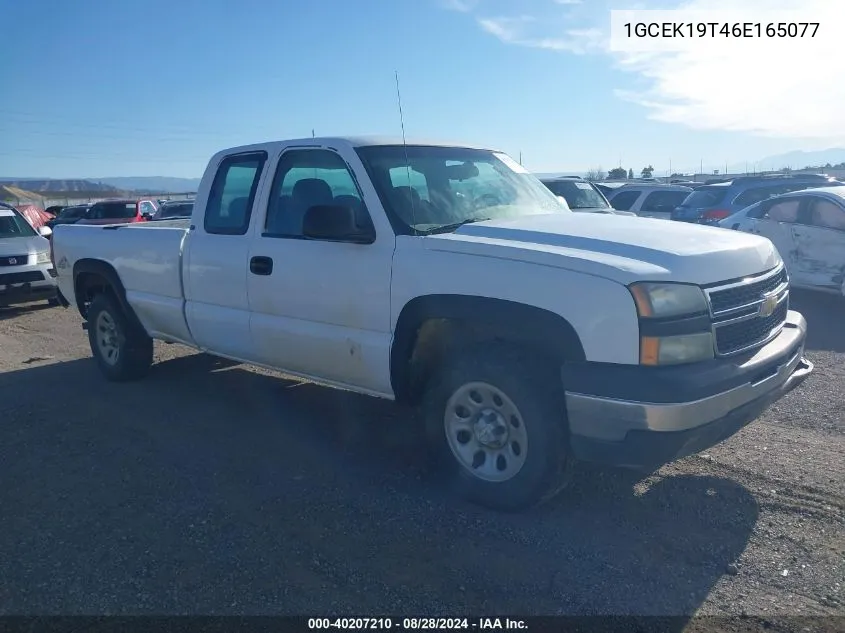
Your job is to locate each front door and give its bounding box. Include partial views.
[788,195,845,292]
[748,197,801,273]
[246,146,395,396]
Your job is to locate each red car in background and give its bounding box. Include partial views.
[76,198,158,226]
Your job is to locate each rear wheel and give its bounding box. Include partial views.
[87,293,153,381]
[422,343,573,512]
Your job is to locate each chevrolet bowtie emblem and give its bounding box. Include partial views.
[758,294,778,318]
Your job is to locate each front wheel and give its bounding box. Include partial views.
[86,293,153,381]
[422,344,573,512]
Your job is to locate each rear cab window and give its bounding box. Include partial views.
[204,152,268,235]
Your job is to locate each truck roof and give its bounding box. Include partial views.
[216,135,499,157]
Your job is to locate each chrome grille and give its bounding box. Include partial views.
[705,265,789,356]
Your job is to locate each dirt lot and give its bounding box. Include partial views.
[0,290,842,620]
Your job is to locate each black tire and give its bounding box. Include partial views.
[422,343,573,512]
[86,293,153,382]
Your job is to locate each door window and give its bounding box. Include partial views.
[763,198,801,223]
[807,198,845,230]
[640,190,689,212]
[264,149,370,238]
[204,152,267,235]
[609,190,641,211]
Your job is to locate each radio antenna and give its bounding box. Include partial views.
[395,70,417,233]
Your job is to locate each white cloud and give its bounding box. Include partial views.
[445,0,845,142]
[478,15,605,54]
[440,0,479,12]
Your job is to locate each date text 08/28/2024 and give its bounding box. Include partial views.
[307,617,528,630]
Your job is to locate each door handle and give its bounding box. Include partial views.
[249,256,273,276]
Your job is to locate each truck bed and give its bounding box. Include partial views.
[53,220,193,343]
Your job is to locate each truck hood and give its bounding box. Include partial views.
[0,235,50,258]
[425,213,780,285]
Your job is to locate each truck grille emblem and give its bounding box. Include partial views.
[758,293,778,318]
[7,257,17,265]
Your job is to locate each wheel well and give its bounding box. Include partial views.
[391,295,586,405]
[72,259,135,326]
[74,271,116,318]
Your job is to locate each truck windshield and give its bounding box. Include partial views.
[0,208,37,238]
[355,145,568,235]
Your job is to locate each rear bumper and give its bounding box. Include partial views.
[564,310,812,470]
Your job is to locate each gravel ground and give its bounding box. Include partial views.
[0,289,842,620]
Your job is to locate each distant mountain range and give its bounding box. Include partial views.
[93,177,201,194]
[729,148,845,172]
[0,176,201,196]
[0,179,122,194]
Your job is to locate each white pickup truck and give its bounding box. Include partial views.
[52,136,813,511]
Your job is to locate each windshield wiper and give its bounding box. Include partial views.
[417,217,492,235]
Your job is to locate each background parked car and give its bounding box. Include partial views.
[672,173,843,225]
[44,205,65,217]
[46,203,93,229]
[76,198,157,225]
[719,186,845,296]
[605,184,693,220]
[151,199,194,221]
[540,177,635,215]
[0,202,58,307]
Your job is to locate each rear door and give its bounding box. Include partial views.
[746,196,801,271]
[788,195,845,291]
[183,151,268,359]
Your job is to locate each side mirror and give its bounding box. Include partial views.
[302,205,374,243]
[38,225,53,238]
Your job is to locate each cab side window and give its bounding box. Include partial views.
[264,149,372,238]
[204,152,267,235]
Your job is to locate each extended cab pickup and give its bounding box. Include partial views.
[52,137,813,511]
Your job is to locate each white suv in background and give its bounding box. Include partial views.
[0,203,58,307]
[606,184,693,220]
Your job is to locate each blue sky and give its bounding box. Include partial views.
[0,0,839,178]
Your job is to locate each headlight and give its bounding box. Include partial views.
[629,282,708,318]
[36,251,51,264]
[640,332,714,365]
